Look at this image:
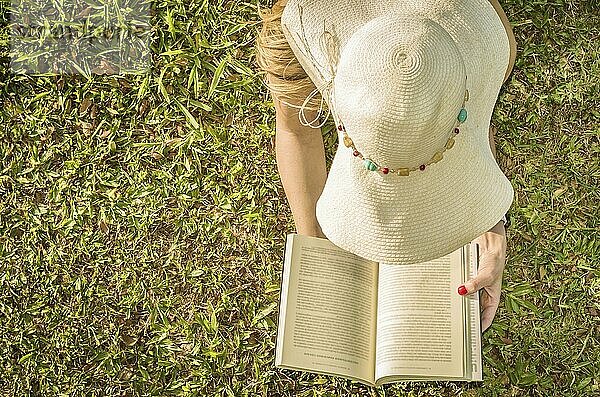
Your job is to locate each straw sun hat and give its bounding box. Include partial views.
[280,0,514,264]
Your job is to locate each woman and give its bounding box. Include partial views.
[256,0,517,332]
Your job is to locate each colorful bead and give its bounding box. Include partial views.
[364,159,377,171]
[353,150,360,156]
[381,167,389,174]
[457,108,467,122]
[398,168,410,176]
[343,135,353,148]
[419,164,426,171]
[445,137,455,150]
[464,90,469,102]
[432,151,444,162]
[337,124,344,131]
[454,127,460,134]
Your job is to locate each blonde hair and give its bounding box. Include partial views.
[255,0,328,113]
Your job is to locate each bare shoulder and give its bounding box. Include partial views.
[487,0,517,84]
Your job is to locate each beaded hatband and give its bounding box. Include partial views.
[335,85,469,177]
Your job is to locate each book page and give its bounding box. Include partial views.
[275,234,378,385]
[374,248,464,380]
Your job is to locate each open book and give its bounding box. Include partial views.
[274,233,483,387]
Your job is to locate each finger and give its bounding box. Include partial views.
[458,272,492,296]
[480,302,498,332]
[480,290,500,331]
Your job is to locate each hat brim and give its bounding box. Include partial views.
[281,0,514,264]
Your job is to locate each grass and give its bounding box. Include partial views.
[0,0,598,395]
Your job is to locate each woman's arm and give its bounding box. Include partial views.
[273,95,328,238]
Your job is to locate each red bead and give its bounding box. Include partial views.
[381,167,389,174]
[353,150,359,156]
[419,164,426,171]
[338,124,343,131]
[458,285,467,295]
[454,127,460,134]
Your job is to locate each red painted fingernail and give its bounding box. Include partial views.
[458,285,467,295]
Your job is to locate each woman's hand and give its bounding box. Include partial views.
[457,220,507,332]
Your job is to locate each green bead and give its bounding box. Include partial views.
[457,108,468,123]
[364,159,377,171]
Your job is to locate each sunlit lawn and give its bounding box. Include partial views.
[0,0,598,395]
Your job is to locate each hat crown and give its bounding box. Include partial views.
[331,14,467,168]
